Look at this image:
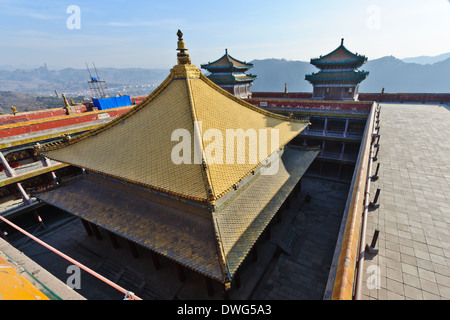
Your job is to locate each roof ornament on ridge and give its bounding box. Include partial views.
[176,29,191,65]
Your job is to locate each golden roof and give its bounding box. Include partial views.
[35,146,319,285]
[38,31,309,204]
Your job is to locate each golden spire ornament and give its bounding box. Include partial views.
[176,29,191,65]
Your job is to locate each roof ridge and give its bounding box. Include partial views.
[226,53,252,67]
[184,67,232,285]
[194,73,310,201]
[201,49,253,69]
[184,76,217,207]
[211,215,232,286]
[201,53,231,68]
[311,40,366,65]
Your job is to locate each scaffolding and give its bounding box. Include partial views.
[86,63,108,99]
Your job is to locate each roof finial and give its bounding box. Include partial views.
[284,83,288,94]
[176,29,191,65]
[225,48,228,54]
[62,93,70,107]
[341,38,344,46]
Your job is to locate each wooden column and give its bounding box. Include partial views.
[340,142,346,160]
[89,223,102,240]
[293,183,299,197]
[323,117,328,136]
[344,119,349,137]
[252,245,258,262]
[276,209,282,223]
[205,277,213,297]
[234,273,241,289]
[151,252,161,270]
[266,226,271,240]
[80,219,93,237]
[177,264,185,283]
[285,194,291,210]
[294,179,302,197]
[128,241,139,259]
[107,231,120,249]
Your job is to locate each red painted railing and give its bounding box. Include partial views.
[359,93,450,102]
[247,98,373,112]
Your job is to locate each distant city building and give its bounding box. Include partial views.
[201,49,257,99]
[305,39,369,101]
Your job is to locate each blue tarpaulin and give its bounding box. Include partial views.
[92,96,132,110]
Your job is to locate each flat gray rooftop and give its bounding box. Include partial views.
[362,103,450,300]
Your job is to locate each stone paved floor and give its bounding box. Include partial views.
[362,103,450,300]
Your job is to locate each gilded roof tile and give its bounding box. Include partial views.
[38,37,309,203]
[35,146,318,283]
[34,32,316,285]
[214,146,319,276]
[34,175,226,282]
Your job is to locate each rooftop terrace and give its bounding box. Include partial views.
[361,103,450,300]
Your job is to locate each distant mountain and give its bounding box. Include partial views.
[402,52,450,65]
[1,54,450,106]
[0,67,169,96]
[250,56,450,94]
[360,56,450,93]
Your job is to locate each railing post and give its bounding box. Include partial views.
[369,188,381,209]
[365,229,380,254]
[373,147,379,162]
[371,163,380,181]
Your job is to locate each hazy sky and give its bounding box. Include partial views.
[1,0,449,69]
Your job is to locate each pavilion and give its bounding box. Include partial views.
[34,30,318,296]
[305,39,369,100]
[201,49,257,99]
